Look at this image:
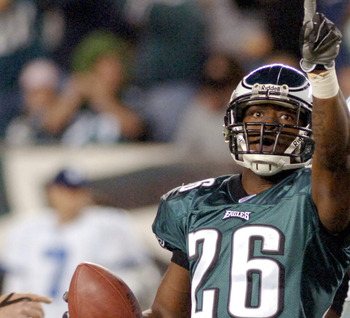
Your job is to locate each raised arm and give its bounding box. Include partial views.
[300,0,350,232]
[311,92,350,232]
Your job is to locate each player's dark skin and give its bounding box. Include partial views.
[142,88,350,317]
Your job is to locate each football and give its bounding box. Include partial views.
[67,262,143,318]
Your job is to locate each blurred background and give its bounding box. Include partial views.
[0,0,349,315]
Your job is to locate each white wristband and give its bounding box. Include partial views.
[307,68,339,99]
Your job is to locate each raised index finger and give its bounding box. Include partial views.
[303,0,317,24]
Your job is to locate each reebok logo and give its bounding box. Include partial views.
[223,210,252,221]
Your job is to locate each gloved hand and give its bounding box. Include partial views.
[300,0,342,73]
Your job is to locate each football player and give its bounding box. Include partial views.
[143,0,350,317]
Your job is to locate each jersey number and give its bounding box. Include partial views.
[44,247,67,298]
[189,226,284,318]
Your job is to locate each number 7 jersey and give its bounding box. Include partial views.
[152,168,350,318]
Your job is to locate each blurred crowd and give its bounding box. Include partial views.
[0,0,349,158]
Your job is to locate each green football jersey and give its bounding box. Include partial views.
[152,168,350,318]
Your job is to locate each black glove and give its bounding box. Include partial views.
[300,0,342,72]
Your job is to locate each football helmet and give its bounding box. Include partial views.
[223,64,314,176]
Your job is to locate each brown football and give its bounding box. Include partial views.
[67,262,143,318]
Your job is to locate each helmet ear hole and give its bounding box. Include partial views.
[224,64,314,176]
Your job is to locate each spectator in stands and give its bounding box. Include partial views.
[197,0,272,71]
[0,0,50,138]
[174,53,244,164]
[6,32,146,147]
[5,58,67,146]
[0,167,161,317]
[125,0,207,142]
[58,31,147,145]
[39,0,137,71]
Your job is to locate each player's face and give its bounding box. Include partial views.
[242,104,300,153]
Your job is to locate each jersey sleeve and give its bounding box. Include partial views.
[152,186,195,254]
[152,176,228,254]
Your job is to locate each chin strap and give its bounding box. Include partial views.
[283,129,309,162]
[0,293,32,307]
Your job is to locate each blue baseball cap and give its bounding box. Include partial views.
[49,168,88,189]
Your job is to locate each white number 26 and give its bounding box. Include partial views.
[189,225,284,317]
